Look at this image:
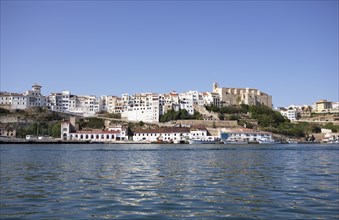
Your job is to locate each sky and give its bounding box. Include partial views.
[1,0,338,107]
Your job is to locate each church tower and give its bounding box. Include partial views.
[61,121,70,140]
[212,82,219,92]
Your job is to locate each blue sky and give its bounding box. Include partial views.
[1,0,338,107]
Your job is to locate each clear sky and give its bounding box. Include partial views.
[1,0,338,107]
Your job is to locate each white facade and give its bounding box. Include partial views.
[49,90,72,112]
[280,109,298,121]
[220,128,272,142]
[121,93,160,123]
[0,84,47,110]
[103,95,123,114]
[202,92,221,107]
[49,91,103,116]
[159,92,180,115]
[61,121,125,142]
[132,127,191,143]
[178,91,204,115]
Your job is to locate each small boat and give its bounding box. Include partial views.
[150,140,173,144]
[188,137,219,144]
[287,140,298,144]
[223,140,248,144]
[258,137,276,144]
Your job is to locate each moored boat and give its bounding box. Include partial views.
[188,136,219,144]
[223,140,248,144]
[258,137,276,144]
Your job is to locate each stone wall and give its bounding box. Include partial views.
[0,116,18,123]
[173,120,238,128]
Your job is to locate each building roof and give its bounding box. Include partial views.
[190,125,208,130]
[132,127,190,134]
[316,99,331,104]
[73,130,120,134]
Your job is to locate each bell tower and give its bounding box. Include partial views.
[61,121,70,140]
[213,82,219,92]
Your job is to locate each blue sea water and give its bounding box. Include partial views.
[0,144,338,219]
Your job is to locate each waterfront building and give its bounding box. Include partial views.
[132,127,190,143]
[61,120,127,142]
[132,125,209,143]
[220,128,273,142]
[212,82,272,108]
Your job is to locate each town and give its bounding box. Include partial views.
[0,83,338,144]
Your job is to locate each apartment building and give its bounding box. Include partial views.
[121,93,160,123]
[0,84,48,109]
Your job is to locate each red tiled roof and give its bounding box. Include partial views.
[74,130,120,134]
[132,127,190,134]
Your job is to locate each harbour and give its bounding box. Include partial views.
[1,143,338,219]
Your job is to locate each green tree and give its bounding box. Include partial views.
[138,121,145,127]
[51,123,61,138]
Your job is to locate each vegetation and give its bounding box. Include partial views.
[206,104,318,137]
[159,109,202,122]
[16,121,61,138]
[79,117,105,130]
[248,105,287,127]
[323,123,339,132]
[0,107,10,115]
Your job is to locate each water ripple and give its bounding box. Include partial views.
[1,144,338,219]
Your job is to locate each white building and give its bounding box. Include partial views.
[132,125,210,143]
[48,90,73,112]
[102,95,123,114]
[132,127,191,143]
[178,91,204,115]
[0,84,48,110]
[159,92,180,115]
[220,128,273,142]
[61,120,127,142]
[121,93,160,123]
[48,91,102,116]
[202,92,221,107]
[280,109,298,121]
[69,95,102,116]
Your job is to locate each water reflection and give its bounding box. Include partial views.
[1,144,338,219]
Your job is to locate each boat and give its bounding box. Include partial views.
[287,140,298,144]
[150,140,173,144]
[258,137,276,144]
[188,136,219,144]
[223,139,248,144]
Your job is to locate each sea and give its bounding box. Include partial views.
[0,143,338,219]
